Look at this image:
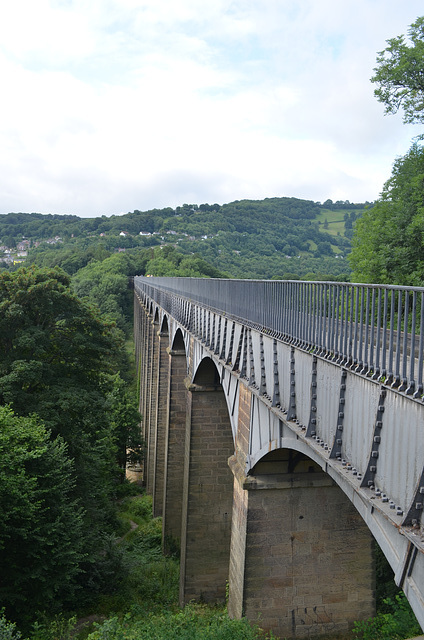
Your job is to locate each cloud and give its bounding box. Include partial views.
[0,0,423,216]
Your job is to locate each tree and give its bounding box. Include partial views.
[349,143,424,284]
[108,374,143,479]
[0,266,126,606]
[0,406,85,622]
[371,16,424,124]
[0,266,119,444]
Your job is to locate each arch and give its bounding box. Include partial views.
[193,356,221,386]
[251,447,322,476]
[229,446,375,638]
[172,327,186,353]
[160,314,169,335]
[250,439,403,580]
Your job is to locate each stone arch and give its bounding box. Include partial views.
[193,355,221,386]
[160,314,169,336]
[251,437,402,588]
[228,446,375,639]
[172,327,186,352]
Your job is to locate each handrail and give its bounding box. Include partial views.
[134,276,424,399]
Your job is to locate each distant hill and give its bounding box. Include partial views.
[0,197,371,280]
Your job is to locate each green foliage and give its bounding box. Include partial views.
[92,494,179,616]
[375,542,400,608]
[371,16,424,124]
[0,610,24,640]
[29,614,77,640]
[28,243,113,276]
[71,252,148,334]
[349,143,424,284]
[0,265,135,624]
[1,195,367,281]
[0,407,85,621]
[353,593,421,640]
[86,604,274,640]
[107,374,143,478]
[145,246,227,278]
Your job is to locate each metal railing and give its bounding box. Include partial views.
[134,276,424,399]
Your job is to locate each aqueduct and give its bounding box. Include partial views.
[134,276,424,639]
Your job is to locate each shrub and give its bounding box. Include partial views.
[353,593,421,640]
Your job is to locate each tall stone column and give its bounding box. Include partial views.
[136,305,151,488]
[162,345,187,552]
[228,450,375,639]
[145,316,159,493]
[179,381,234,605]
[152,326,170,517]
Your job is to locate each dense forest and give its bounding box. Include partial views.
[0,196,369,281]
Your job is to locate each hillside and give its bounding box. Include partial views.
[0,197,370,280]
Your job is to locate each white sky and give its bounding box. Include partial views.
[0,0,423,218]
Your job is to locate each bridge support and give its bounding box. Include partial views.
[179,378,234,605]
[228,448,375,639]
[145,315,159,493]
[162,341,187,551]
[152,324,169,517]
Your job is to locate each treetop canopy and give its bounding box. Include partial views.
[371,16,424,124]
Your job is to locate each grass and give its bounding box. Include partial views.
[72,493,275,640]
[316,208,348,237]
